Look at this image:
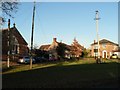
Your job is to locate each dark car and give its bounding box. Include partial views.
[34,57,47,63]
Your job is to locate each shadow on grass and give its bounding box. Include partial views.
[2,61,120,88]
[2,66,16,73]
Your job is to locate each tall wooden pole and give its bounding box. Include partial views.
[7,19,10,68]
[30,2,35,69]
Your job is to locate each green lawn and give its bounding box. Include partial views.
[2,59,120,88]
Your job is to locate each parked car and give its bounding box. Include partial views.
[18,56,35,64]
[110,54,118,59]
[34,57,47,63]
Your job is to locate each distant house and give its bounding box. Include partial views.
[39,38,84,60]
[40,38,60,60]
[2,23,29,61]
[91,39,119,59]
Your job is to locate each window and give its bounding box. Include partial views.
[94,52,98,57]
[17,45,19,54]
[94,45,98,49]
[102,43,106,48]
[94,49,98,52]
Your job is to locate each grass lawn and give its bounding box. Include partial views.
[2,59,120,88]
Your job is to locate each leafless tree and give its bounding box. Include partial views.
[0,0,19,24]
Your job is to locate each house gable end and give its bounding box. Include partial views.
[11,27,28,45]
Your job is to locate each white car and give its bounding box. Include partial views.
[110,54,118,59]
[18,56,35,64]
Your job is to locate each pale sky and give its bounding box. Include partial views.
[2,1,118,49]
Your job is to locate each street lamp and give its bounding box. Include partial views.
[94,10,100,58]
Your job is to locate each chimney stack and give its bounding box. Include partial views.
[53,38,57,42]
[13,23,16,28]
[8,19,10,29]
[94,40,96,44]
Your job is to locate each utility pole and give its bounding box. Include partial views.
[30,1,35,69]
[7,19,10,68]
[95,10,100,58]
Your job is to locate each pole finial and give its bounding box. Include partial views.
[96,10,98,12]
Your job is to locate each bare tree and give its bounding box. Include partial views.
[0,0,19,24]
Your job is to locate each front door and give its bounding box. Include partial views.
[104,52,106,59]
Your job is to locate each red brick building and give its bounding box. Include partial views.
[91,39,119,59]
[2,23,29,61]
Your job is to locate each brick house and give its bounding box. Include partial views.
[39,38,84,60]
[40,38,60,60]
[2,23,29,61]
[91,39,119,59]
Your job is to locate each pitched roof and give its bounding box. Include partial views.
[39,41,84,55]
[39,44,50,50]
[2,26,28,45]
[91,39,118,46]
